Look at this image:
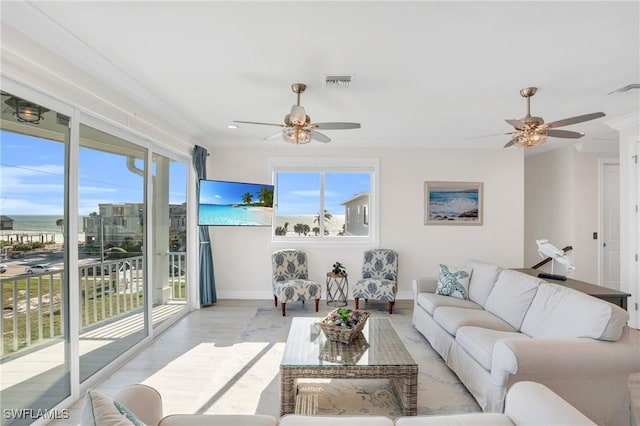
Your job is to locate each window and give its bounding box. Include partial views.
[271,158,378,244]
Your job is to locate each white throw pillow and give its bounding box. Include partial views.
[435,264,472,300]
[81,389,146,426]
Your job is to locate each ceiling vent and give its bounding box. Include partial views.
[325,75,353,88]
[608,83,640,95]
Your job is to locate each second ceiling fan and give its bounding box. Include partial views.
[499,87,605,148]
[233,83,360,144]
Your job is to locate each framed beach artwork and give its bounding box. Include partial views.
[424,181,483,226]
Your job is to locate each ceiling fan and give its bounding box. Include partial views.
[233,83,360,144]
[497,87,605,148]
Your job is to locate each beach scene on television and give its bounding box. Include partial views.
[425,182,482,225]
[198,180,274,226]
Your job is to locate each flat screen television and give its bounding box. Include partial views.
[198,179,274,226]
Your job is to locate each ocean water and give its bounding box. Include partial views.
[198,205,272,226]
[428,191,479,218]
[1,215,86,233]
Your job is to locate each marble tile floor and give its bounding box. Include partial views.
[51,299,392,425]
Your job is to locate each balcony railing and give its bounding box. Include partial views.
[1,252,186,357]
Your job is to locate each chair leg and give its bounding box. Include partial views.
[315,298,319,312]
[389,300,395,314]
[355,298,359,310]
[281,303,286,316]
[274,295,278,307]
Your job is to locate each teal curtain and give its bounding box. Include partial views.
[192,145,216,306]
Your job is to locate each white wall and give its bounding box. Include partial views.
[524,147,618,283]
[524,148,574,273]
[208,146,525,299]
[607,113,639,328]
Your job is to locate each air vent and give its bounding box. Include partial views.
[608,83,640,95]
[325,75,353,88]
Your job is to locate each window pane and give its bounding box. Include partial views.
[78,124,147,382]
[0,92,71,418]
[326,172,370,237]
[273,171,372,238]
[274,172,319,237]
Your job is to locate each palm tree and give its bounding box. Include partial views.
[241,192,253,205]
[314,209,333,224]
[258,186,274,207]
[55,218,64,241]
[294,223,305,235]
[314,209,333,235]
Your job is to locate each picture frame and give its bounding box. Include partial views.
[424,181,483,226]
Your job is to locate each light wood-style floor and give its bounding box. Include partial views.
[52,299,414,425]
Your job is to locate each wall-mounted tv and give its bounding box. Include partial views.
[198,179,274,226]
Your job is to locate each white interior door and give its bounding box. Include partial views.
[600,162,621,289]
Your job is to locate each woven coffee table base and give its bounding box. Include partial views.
[280,365,418,416]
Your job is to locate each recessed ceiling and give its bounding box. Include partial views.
[2,1,638,156]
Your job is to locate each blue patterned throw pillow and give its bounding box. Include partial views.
[435,264,472,300]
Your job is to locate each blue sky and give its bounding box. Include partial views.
[1,130,367,217]
[0,130,187,215]
[275,172,370,216]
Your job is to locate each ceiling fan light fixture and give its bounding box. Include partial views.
[282,127,312,145]
[513,128,547,147]
[5,96,48,123]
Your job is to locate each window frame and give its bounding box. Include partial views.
[269,157,379,246]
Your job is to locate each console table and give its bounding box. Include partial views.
[515,268,631,310]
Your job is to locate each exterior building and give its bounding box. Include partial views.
[0,215,14,230]
[341,192,369,236]
[83,203,186,249]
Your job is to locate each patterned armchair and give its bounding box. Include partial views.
[272,249,321,316]
[352,249,399,314]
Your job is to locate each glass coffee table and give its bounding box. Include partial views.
[280,317,418,416]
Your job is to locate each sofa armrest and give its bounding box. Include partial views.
[491,334,640,386]
[505,382,596,426]
[113,384,163,426]
[412,277,438,297]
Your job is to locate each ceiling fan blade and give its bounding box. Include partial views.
[313,122,361,130]
[233,120,284,127]
[310,130,331,143]
[546,129,585,139]
[505,119,524,130]
[263,132,282,141]
[465,131,513,140]
[504,136,518,148]
[545,112,606,129]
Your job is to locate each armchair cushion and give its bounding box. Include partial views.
[81,389,145,426]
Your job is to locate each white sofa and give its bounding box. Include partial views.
[412,259,640,426]
[281,381,596,425]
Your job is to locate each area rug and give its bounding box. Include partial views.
[237,303,480,418]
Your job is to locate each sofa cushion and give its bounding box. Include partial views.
[160,414,277,426]
[280,415,393,425]
[395,413,514,426]
[484,270,543,330]
[433,306,516,336]
[417,293,482,315]
[456,326,530,370]
[81,389,145,426]
[435,264,472,299]
[465,260,501,307]
[521,283,630,341]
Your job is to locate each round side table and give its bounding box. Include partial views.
[326,272,348,307]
